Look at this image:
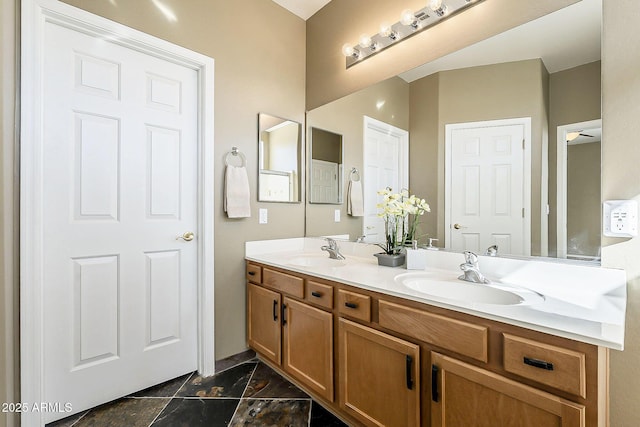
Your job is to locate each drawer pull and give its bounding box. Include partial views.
[311,291,323,298]
[282,303,287,325]
[344,302,358,309]
[272,300,278,321]
[248,271,256,276]
[524,356,554,371]
[431,365,439,402]
[406,355,414,390]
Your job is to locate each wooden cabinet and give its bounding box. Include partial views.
[338,318,420,427]
[246,261,607,427]
[431,352,585,427]
[283,297,333,401]
[246,264,334,402]
[247,283,281,364]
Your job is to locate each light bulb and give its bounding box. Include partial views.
[342,43,354,57]
[359,34,372,49]
[379,22,392,37]
[400,9,415,26]
[429,0,448,16]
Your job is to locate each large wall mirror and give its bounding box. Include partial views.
[309,127,343,204]
[258,113,301,203]
[305,0,602,263]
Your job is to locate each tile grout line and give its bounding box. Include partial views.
[146,371,196,427]
[227,362,259,423]
[67,409,89,427]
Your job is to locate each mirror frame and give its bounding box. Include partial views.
[257,113,302,203]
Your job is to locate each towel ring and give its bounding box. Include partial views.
[349,167,360,182]
[225,147,246,167]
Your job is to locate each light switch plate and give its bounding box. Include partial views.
[259,208,268,224]
[603,200,638,237]
[334,209,341,222]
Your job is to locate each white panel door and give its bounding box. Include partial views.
[311,159,338,203]
[42,20,198,421]
[363,117,409,243]
[448,123,528,255]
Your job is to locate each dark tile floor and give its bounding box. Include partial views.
[47,350,347,427]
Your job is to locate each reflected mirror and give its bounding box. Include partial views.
[309,127,343,204]
[258,113,301,202]
[305,0,602,262]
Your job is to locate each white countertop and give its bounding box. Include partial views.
[246,237,627,350]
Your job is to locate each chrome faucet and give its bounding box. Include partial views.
[321,238,346,260]
[485,244,498,257]
[458,251,490,284]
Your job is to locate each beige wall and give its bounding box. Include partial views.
[306,0,579,110]
[548,61,602,256]
[602,1,640,425]
[57,0,307,360]
[306,76,409,238]
[409,73,440,244]
[1,0,18,425]
[567,141,601,257]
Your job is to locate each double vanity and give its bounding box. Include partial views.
[245,237,626,426]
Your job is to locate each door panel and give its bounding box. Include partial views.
[449,123,526,255]
[42,20,198,421]
[431,352,585,427]
[362,118,408,242]
[339,318,420,427]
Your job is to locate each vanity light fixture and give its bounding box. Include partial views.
[342,0,484,68]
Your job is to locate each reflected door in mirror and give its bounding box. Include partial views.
[310,127,343,204]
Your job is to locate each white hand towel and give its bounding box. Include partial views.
[347,179,364,217]
[224,165,251,218]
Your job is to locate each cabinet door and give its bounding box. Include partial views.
[247,283,281,364]
[283,297,334,401]
[339,318,420,427]
[431,352,585,427]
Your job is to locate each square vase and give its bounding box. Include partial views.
[374,252,406,267]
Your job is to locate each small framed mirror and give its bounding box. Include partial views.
[309,127,343,204]
[258,113,301,203]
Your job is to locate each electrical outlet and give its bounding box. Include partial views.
[603,200,638,237]
[334,209,341,222]
[259,208,268,224]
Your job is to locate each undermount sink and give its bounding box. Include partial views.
[286,253,347,268]
[394,272,544,306]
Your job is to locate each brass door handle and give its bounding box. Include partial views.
[176,231,195,241]
[453,223,464,230]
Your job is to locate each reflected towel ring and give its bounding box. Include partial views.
[349,167,360,182]
[225,146,246,167]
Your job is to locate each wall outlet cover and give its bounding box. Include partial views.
[259,208,268,224]
[603,200,638,237]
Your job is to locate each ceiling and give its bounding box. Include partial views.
[271,0,331,20]
[272,0,601,83]
[400,0,601,82]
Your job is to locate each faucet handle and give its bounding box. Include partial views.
[463,251,479,265]
[324,237,337,249]
[427,238,439,248]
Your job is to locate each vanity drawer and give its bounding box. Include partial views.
[306,280,333,310]
[246,263,262,284]
[503,333,586,397]
[337,289,371,322]
[263,268,304,298]
[379,300,488,362]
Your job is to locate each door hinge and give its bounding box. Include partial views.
[522,139,525,150]
[522,208,525,218]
